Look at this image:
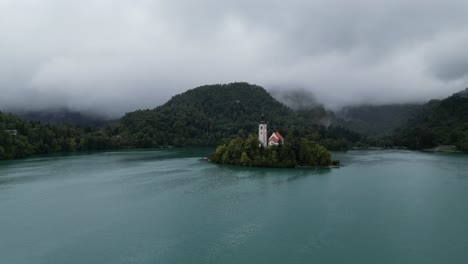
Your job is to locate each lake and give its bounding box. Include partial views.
[0,149,467,264]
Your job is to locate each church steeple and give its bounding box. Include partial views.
[258,114,267,147]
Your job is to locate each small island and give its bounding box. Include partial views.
[210,118,340,168]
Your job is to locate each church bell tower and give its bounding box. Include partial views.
[258,114,267,147]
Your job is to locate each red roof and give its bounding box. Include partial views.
[275,132,284,140]
[269,135,279,143]
[269,132,284,143]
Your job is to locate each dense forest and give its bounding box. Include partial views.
[1,83,467,160]
[335,104,422,136]
[0,83,360,159]
[115,83,361,149]
[390,88,468,152]
[210,134,339,168]
[0,112,117,159]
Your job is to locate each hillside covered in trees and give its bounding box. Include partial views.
[2,82,466,160]
[0,112,116,159]
[0,83,360,159]
[335,104,422,136]
[390,88,468,152]
[116,83,360,149]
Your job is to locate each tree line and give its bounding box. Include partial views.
[0,112,118,159]
[4,82,464,160]
[210,134,339,168]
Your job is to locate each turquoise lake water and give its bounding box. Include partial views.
[0,149,467,263]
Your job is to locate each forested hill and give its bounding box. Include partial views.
[0,82,360,159]
[391,88,468,151]
[117,83,360,148]
[118,83,290,146]
[0,82,379,159]
[0,112,114,159]
[335,104,422,136]
[2,82,467,159]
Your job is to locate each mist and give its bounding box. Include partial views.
[2,0,468,118]
[269,88,322,110]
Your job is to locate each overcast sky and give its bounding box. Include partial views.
[1,0,468,117]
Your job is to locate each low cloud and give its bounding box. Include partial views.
[1,0,468,117]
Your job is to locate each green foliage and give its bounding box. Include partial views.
[390,89,468,152]
[335,104,422,136]
[0,82,362,160]
[115,82,361,150]
[0,112,114,160]
[210,134,334,168]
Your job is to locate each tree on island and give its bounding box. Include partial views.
[210,134,339,168]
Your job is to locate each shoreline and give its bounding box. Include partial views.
[204,158,340,169]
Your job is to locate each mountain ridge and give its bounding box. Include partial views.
[391,88,468,151]
[116,82,359,149]
[1,82,467,160]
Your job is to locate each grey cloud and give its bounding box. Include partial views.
[425,31,468,81]
[1,0,468,117]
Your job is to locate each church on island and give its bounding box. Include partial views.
[258,119,284,147]
[210,115,337,168]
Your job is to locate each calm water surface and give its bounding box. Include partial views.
[0,149,467,264]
